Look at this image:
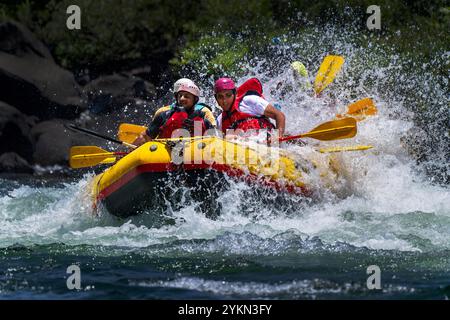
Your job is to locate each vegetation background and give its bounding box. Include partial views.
[1,0,448,81]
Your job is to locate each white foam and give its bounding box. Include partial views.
[0,26,448,253]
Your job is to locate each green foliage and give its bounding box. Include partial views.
[36,0,195,72]
[274,0,449,30]
[1,0,202,72]
[188,0,274,34]
[170,34,251,77]
[0,0,448,78]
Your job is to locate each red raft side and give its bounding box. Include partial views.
[91,137,315,217]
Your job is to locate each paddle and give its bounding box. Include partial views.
[69,146,128,168]
[314,55,344,95]
[279,117,357,143]
[66,124,137,149]
[291,59,377,121]
[118,118,357,144]
[318,145,373,153]
[336,98,378,121]
[118,123,146,144]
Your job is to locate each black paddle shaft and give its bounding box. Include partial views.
[66,124,123,145]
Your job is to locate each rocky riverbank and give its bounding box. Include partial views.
[0,21,159,174]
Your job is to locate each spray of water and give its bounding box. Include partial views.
[0,24,448,255]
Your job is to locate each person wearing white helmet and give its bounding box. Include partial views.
[173,78,198,96]
[133,78,216,146]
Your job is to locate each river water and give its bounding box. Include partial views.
[0,25,449,300]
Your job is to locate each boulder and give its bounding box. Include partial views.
[0,21,87,120]
[400,125,449,185]
[400,126,430,163]
[0,19,53,60]
[30,119,100,166]
[124,66,153,82]
[0,101,35,161]
[83,73,156,114]
[0,152,33,173]
[30,120,70,165]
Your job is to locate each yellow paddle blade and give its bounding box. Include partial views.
[303,117,357,141]
[314,55,344,95]
[280,117,357,142]
[118,123,146,144]
[70,146,109,156]
[99,157,117,164]
[69,155,117,168]
[336,98,378,121]
[319,145,373,153]
[69,146,116,169]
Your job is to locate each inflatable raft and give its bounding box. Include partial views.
[90,136,340,218]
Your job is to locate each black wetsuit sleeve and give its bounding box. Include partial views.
[146,112,166,139]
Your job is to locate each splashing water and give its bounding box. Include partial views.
[1,24,449,299]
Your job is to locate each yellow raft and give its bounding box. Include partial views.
[91,136,339,217]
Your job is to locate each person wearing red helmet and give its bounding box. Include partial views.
[214,77,285,138]
[133,79,216,146]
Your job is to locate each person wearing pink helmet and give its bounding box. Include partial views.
[133,78,216,146]
[214,77,285,137]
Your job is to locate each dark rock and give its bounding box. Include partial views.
[30,120,71,165]
[83,73,156,114]
[400,126,433,163]
[0,20,53,60]
[0,101,35,161]
[400,126,449,185]
[0,152,33,173]
[74,68,91,86]
[30,119,100,166]
[0,21,87,120]
[30,120,74,166]
[124,66,152,82]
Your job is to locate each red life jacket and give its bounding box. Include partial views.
[158,105,208,138]
[221,78,275,134]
